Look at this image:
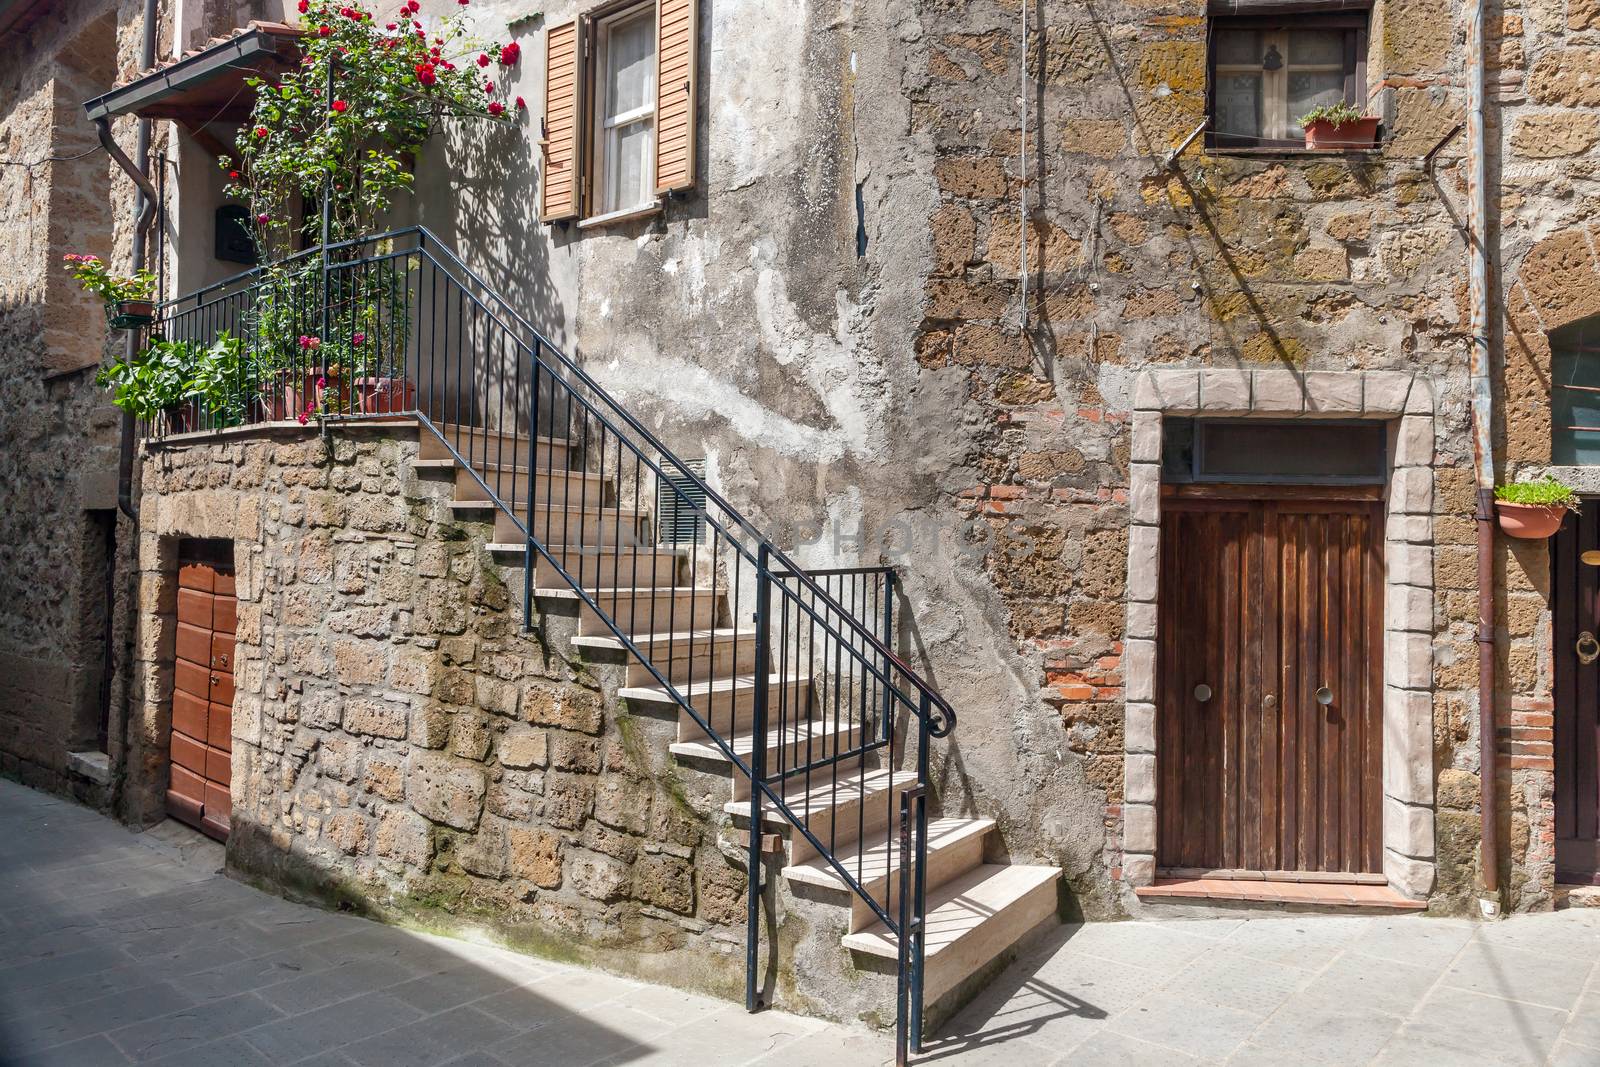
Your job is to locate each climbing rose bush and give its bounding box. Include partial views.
[226,0,519,256]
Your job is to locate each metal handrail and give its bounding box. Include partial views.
[152,229,942,1057]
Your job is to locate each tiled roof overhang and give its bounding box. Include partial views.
[82,21,303,123]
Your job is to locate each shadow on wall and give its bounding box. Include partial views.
[423,105,566,352]
[0,782,660,1064]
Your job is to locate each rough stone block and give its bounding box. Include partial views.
[1125,703,1156,754]
[498,727,548,770]
[1123,804,1157,853]
[1383,795,1436,859]
[1383,686,1435,805]
[345,697,410,740]
[1388,542,1433,589]
[1404,376,1435,414]
[1383,849,1435,900]
[1129,464,1160,526]
[1363,372,1414,415]
[1125,753,1156,804]
[1127,600,1156,641]
[571,853,630,903]
[507,826,562,887]
[1127,526,1159,603]
[1395,415,1435,467]
[1199,369,1251,412]
[1124,639,1156,703]
[375,809,433,868]
[1386,583,1435,632]
[1134,369,1199,412]
[1384,632,1434,691]
[1384,513,1432,545]
[410,752,486,831]
[1303,372,1363,413]
[1390,467,1435,515]
[1251,370,1306,414]
[632,853,695,914]
[1123,853,1156,886]
[1131,412,1162,463]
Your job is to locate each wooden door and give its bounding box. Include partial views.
[1157,491,1383,875]
[1554,503,1600,884]
[168,540,235,841]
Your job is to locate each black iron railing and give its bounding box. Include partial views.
[153,227,952,1061]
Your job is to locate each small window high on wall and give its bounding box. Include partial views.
[541,0,699,226]
[1206,1,1370,149]
[1552,317,1600,465]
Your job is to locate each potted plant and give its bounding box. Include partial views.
[184,332,254,429]
[96,337,200,434]
[63,253,159,329]
[1299,102,1381,150]
[1494,476,1581,539]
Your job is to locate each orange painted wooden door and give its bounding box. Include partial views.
[168,542,235,841]
[1157,496,1383,875]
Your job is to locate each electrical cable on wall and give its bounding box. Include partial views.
[0,145,104,170]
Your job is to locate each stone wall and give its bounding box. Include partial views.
[131,427,772,1004]
[906,0,1510,911]
[0,0,146,806]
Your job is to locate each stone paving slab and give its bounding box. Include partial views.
[6,778,1600,1066]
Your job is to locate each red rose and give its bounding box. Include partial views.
[488,101,505,116]
[228,169,240,179]
[515,96,526,110]
[254,125,269,137]
[476,53,489,67]
[331,99,348,112]
[317,24,331,35]
[499,41,520,65]
[484,80,494,92]
[414,61,437,85]
[297,0,308,11]
[385,22,395,29]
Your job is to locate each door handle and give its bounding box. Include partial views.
[1264,694,1277,711]
[1315,686,1334,706]
[1193,684,1213,703]
[1579,631,1600,666]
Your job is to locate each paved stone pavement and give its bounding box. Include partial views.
[5,778,1600,1067]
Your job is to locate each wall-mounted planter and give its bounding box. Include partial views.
[1495,501,1567,539]
[107,299,155,330]
[1304,117,1380,150]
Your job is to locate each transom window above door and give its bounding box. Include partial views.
[1206,6,1370,149]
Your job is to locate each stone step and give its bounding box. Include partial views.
[486,543,687,588]
[536,584,719,637]
[725,766,918,865]
[620,673,812,737]
[783,817,995,933]
[485,503,646,546]
[455,465,612,509]
[572,627,759,687]
[841,863,1061,1004]
[672,718,867,801]
[420,423,576,468]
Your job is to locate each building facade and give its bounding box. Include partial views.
[2,0,1598,1032]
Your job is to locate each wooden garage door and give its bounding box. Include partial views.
[168,540,235,841]
[1157,490,1384,875]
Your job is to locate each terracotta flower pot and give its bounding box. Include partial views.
[1495,501,1568,539]
[355,376,417,415]
[108,299,156,330]
[1303,117,1380,150]
[272,369,352,422]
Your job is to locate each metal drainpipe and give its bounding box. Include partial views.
[1466,0,1502,915]
[110,0,161,522]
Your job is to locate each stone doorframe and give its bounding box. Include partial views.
[1121,368,1438,900]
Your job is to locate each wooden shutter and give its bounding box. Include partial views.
[653,0,698,195]
[541,18,584,222]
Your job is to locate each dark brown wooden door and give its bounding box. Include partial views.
[1554,503,1600,885]
[168,541,235,841]
[1157,493,1383,875]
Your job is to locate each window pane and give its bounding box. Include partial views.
[1289,70,1346,122]
[1215,73,1263,139]
[606,14,655,118]
[1289,29,1345,67]
[1215,30,1260,67]
[613,120,652,209]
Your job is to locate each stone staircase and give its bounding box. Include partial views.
[415,421,1062,1021]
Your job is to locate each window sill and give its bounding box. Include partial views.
[578,201,664,230]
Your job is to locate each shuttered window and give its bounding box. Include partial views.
[539,0,699,225]
[540,19,583,222]
[656,459,707,545]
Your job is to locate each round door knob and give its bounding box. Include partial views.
[1264,694,1277,710]
[1193,684,1213,703]
[1315,686,1333,706]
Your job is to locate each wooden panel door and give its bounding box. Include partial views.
[1158,494,1383,875]
[168,541,235,842]
[1554,503,1600,884]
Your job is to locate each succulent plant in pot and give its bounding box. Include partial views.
[1494,476,1581,539]
[1299,102,1380,150]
